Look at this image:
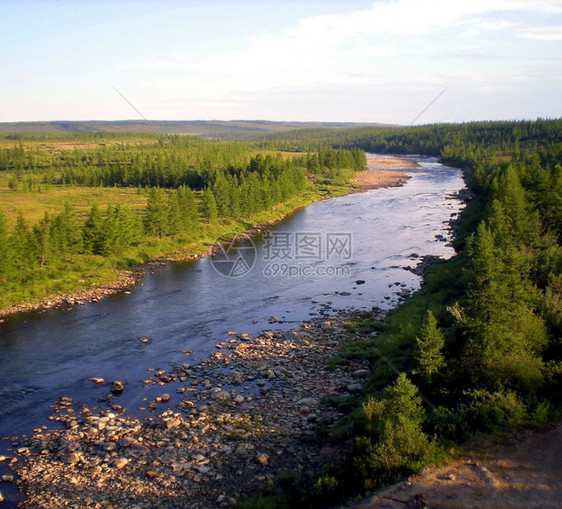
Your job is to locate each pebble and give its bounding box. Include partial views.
[11,312,386,508]
[113,458,128,469]
[255,453,269,466]
[110,381,125,394]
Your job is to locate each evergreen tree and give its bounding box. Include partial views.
[202,187,218,222]
[166,192,182,236]
[33,212,51,269]
[82,204,107,255]
[10,211,34,270]
[50,202,83,261]
[144,187,167,238]
[458,222,548,393]
[414,310,446,384]
[354,374,431,484]
[177,186,199,233]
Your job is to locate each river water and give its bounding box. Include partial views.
[0,156,464,443]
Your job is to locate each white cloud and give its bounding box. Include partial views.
[517,26,562,41]
[114,0,562,121]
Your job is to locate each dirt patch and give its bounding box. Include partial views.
[353,423,562,509]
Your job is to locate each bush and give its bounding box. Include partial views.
[446,389,527,436]
[352,374,438,488]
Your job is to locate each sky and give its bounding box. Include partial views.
[1,0,561,124]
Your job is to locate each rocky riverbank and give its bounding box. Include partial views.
[5,310,387,508]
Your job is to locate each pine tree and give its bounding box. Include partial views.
[83,204,106,255]
[458,222,548,393]
[11,211,34,270]
[50,202,83,261]
[177,186,199,234]
[166,192,182,236]
[414,310,445,383]
[144,188,167,238]
[202,187,218,222]
[33,212,51,269]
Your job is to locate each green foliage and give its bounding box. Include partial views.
[202,187,218,222]
[457,222,548,393]
[353,374,436,488]
[458,389,527,432]
[413,310,446,383]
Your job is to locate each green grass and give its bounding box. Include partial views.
[0,182,148,229]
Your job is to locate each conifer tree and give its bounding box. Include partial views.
[50,202,83,261]
[414,310,445,384]
[202,187,218,222]
[166,192,182,236]
[144,188,167,238]
[11,211,34,270]
[33,212,51,269]
[82,204,106,255]
[177,186,199,233]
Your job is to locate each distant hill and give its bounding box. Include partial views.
[0,120,388,139]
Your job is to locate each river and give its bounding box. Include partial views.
[0,156,464,445]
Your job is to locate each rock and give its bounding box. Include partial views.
[160,393,171,403]
[352,369,370,378]
[347,383,363,392]
[161,417,181,429]
[255,453,269,466]
[0,491,3,503]
[113,457,128,469]
[297,397,319,407]
[356,279,366,285]
[131,442,150,454]
[110,381,125,394]
[88,377,105,384]
[214,391,231,401]
[119,436,136,447]
[339,291,351,296]
[0,475,14,482]
[103,442,117,452]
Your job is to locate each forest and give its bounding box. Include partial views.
[0,132,366,309]
[0,118,561,506]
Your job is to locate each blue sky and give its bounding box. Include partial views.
[1,0,561,123]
